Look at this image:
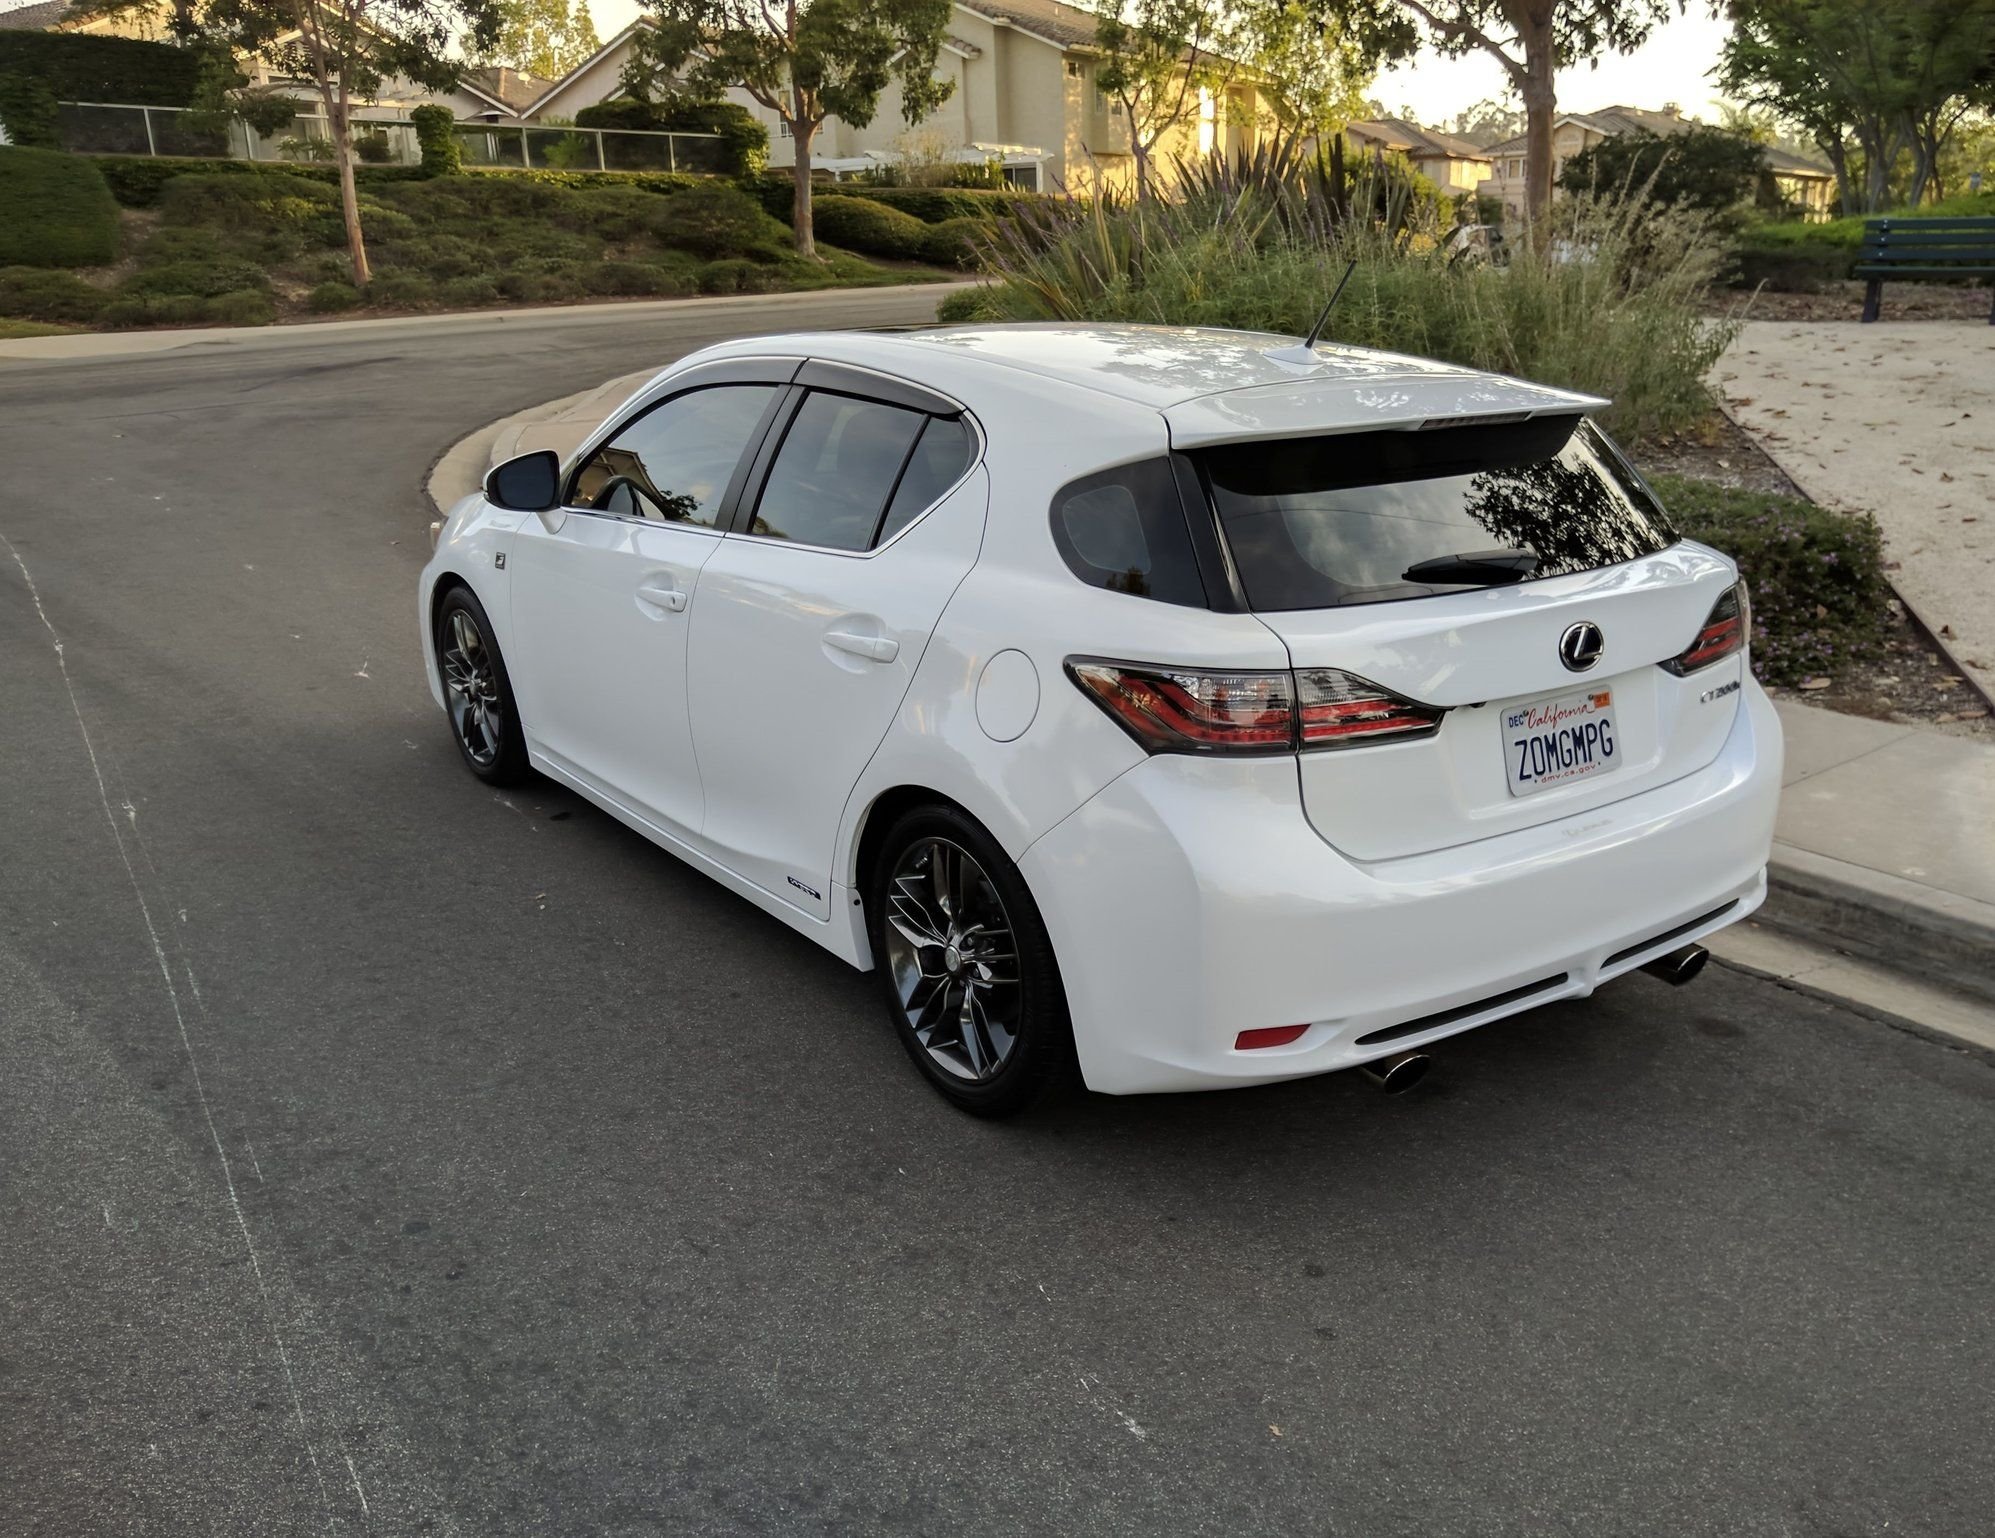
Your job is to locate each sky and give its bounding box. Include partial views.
[580,2,1735,126]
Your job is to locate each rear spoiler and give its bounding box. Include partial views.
[1163,372,1609,450]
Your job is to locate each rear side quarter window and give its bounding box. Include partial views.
[1049,458,1207,607]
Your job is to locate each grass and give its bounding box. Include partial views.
[0,169,956,331]
[0,146,119,267]
[0,317,75,338]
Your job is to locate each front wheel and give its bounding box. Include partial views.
[867,804,1074,1116]
[435,585,529,785]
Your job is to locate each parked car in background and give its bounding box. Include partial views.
[421,324,1783,1114]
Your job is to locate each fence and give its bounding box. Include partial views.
[54,102,730,175]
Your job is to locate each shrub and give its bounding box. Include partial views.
[202,288,275,326]
[1560,127,1764,219]
[1731,238,1851,292]
[365,271,438,309]
[653,181,788,259]
[100,293,210,327]
[974,165,1732,443]
[1650,474,1891,684]
[811,194,931,259]
[354,130,396,164]
[307,280,361,312]
[121,258,269,297]
[90,155,429,208]
[0,147,120,267]
[157,171,338,231]
[0,32,212,108]
[934,286,995,323]
[0,74,57,148]
[410,104,460,176]
[696,257,768,293]
[439,275,501,307]
[584,259,680,296]
[855,186,1037,224]
[576,98,768,176]
[0,265,108,323]
[919,215,987,269]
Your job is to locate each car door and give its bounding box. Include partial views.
[684,365,985,920]
[506,372,789,837]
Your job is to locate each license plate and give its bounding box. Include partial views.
[1504,688,1618,797]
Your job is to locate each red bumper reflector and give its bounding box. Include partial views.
[1235,1024,1309,1051]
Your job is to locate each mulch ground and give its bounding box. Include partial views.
[1711,280,1993,325]
[1635,412,1993,742]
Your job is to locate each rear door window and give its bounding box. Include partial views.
[1196,418,1678,611]
[748,390,932,551]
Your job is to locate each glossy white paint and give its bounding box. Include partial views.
[420,324,1784,1095]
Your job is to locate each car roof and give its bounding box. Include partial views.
[702,324,1607,449]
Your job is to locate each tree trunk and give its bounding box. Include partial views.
[790,112,816,259]
[1132,135,1151,201]
[331,93,369,287]
[1518,9,1557,226]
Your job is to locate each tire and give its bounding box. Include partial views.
[434,585,530,786]
[866,803,1074,1116]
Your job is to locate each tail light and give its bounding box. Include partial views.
[1661,582,1750,676]
[1066,659,1442,755]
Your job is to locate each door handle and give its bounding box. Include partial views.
[637,583,688,613]
[824,631,899,664]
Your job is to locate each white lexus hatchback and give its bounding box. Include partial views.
[421,325,1782,1114]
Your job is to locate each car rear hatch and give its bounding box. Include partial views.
[1176,409,1747,863]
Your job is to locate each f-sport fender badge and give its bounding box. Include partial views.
[787,876,822,901]
[1699,679,1741,704]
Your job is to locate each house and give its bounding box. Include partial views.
[521,0,1267,195]
[1481,104,1837,221]
[2,0,528,122]
[1343,118,1491,197]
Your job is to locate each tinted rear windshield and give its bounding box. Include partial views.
[1196,416,1678,611]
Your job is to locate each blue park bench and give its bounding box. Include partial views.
[1857,217,1995,323]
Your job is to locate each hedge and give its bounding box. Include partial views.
[0,32,214,145]
[1731,194,1995,290]
[744,171,1047,225]
[0,264,108,323]
[574,98,768,177]
[810,194,933,260]
[86,154,706,208]
[1650,473,1891,684]
[0,147,119,267]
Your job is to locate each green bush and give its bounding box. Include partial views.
[0,265,108,323]
[974,170,1731,443]
[0,31,213,107]
[811,194,932,259]
[1560,126,1764,219]
[855,186,1038,224]
[919,215,987,269]
[354,130,396,164]
[0,73,57,148]
[202,288,275,326]
[100,293,211,327]
[934,286,993,323]
[1650,474,1891,684]
[157,170,338,230]
[90,155,430,208]
[364,271,437,309]
[121,258,268,297]
[1731,239,1851,292]
[307,280,361,312]
[577,97,769,176]
[583,259,682,296]
[0,148,121,267]
[410,104,461,177]
[653,181,788,260]
[696,257,770,294]
[439,275,501,307]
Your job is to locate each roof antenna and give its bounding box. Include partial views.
[1266,259,1358,366]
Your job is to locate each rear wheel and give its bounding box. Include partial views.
[435,586,528,785]
[867,804,1072,1116]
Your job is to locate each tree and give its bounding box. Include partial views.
[1249,0,1376,144]
[1090,0,1241,198]
[1322,0,1678,221]
[1558,124,1765,215]
[479,0,599,80]
[1448,93,1525,146]
[622,0,954,258]
[1721,1,1995,211]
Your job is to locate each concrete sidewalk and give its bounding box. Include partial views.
[1758,699,1995,1003]
[1715,321,1995,702]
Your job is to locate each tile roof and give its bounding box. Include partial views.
[0,1,74,29]
[958,0,1100,49]
[1348,118,1490,163]
[461,65,555,113]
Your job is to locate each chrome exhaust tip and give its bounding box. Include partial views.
[1642,943,1710,987]
[1359,1050,1430,1095]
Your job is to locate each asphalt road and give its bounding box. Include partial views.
[2,293,1991,1538]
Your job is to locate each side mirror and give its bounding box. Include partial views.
[484,449,561,512]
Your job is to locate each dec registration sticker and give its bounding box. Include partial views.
[1505,689,1618,797]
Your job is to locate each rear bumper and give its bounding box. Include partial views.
[1021,679,1783,1094]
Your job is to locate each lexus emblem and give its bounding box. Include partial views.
[1558,621,1605,672]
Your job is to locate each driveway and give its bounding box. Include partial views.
[1716,320,1995,699]
[3,295,1992,1537]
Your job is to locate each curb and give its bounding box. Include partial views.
[425,372,650,517]
[1757,843,1995,1006]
